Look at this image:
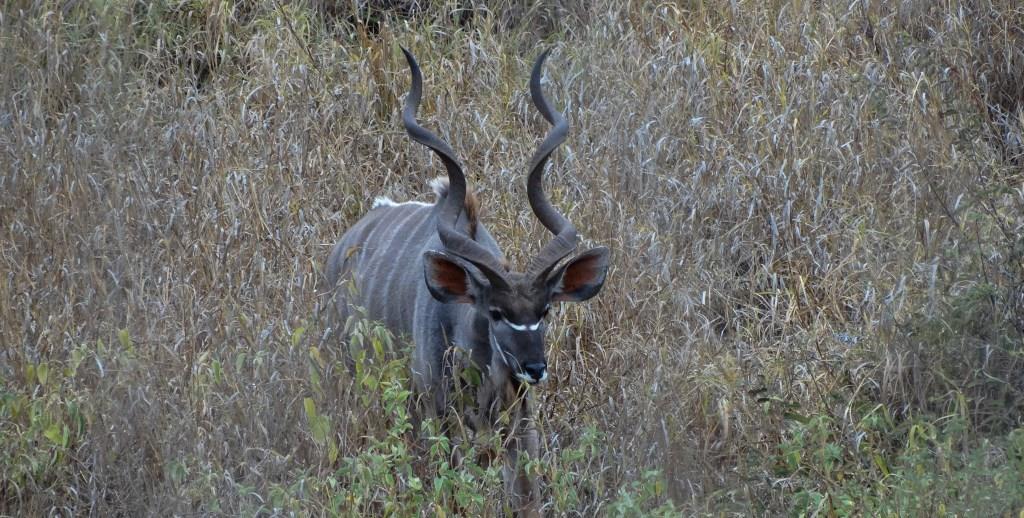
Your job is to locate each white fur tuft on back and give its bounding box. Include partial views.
[371,196,433,209]
[428,177,449,199]
[372,196,397,209]
[427,176,479,236]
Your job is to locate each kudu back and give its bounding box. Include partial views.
[326,48,609,515]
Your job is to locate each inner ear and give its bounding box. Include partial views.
[547,247,610,303]
[423,250,484,304]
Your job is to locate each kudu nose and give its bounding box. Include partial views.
[523,362,547,383]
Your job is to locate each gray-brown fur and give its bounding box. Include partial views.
[326,48,610,516]
[326,178,502,390]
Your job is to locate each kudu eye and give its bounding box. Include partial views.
[489,309,504,321]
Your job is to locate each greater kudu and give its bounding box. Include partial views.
[326,48,609,514]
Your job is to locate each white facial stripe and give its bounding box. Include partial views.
[504,319,542,332]
[491,330,546,385]
[489,332,512,368]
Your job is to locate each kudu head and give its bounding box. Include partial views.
[401,48,609,385]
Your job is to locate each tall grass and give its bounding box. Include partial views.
[1,0,1022,515]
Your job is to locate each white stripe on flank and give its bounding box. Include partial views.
[504,320,542,332]
[372,197,434,209]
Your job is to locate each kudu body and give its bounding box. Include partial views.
[326,49,609,514]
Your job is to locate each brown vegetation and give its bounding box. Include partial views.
[2,0,1023,515]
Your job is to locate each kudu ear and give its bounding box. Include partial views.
[423,250,488,304]
[547,247,610,303]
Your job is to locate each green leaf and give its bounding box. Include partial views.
[309,364,321,390]
[461,365,482,387]
[69,346,87,377]
[211,359,222,384]
[305,397,331,445]
[118,328,134,353]
[234,352,246,374]
[784,411,809,424]
[328,438,339,464]
[311,415,331,444]
[303,397,318,420]
[291,326,306,348]
[372,335,384,357]
[309,346,324,367]
[43,422,63,446]
[35,363,49,386]
[68,401,86,436]
[873,453,890,476]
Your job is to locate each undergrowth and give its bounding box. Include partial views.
[2,0,1023,515]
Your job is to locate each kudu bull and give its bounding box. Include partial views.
[326,48,609,514]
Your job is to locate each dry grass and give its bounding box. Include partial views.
[2,0,1023,515]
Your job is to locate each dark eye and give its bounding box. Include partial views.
[489,309,504,321]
